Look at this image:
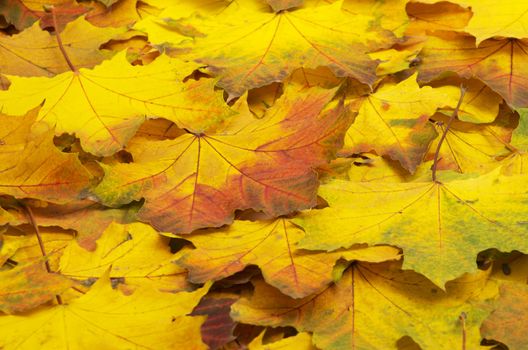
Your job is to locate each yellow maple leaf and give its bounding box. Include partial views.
[60,222,190,292]
[458,0,528,44]
[0,51,231,156]
[232,262,494,350]
[0,269,210,349]
[294,169,528,286]
[178,218,400,298]
[185,0,394,97]
[343,73,448,173]
[0,107,91,203]
[0,16,123,77]
[249,331,315,349]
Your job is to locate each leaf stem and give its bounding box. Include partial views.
[49,5,78,73]
[22,203,63,305]
[459,312,467,350]
[432,85,466,182]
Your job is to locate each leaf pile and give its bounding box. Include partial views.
[0,0,527,349]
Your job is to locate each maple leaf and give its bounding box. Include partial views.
[0,51,231,156]
[405,1,472,36]
[184,0,395,97]
[0,108,91,203]
[294,169,528,287]
[249,331,315,350]
[0,199,139,250]
[59,222,191,292]
[178,217,401,298]
[0,0,88,31]
[343,73,448,173]
[95,83,350,233]
[267,0,304,12]
[342,0,410,37]
[432,78,503,124]
[133,0,229,45]
[1,227,73,271]
[0,260,73,314]
[232,262,493,350]
[86,0,140,28]
[191,295,238,349]
[456,0,528,44]
[3,0,528,347]
[418,32,528,108]
[480,281,528,349]
[427,110,515,174]
[511,107,528,147]
[0,269,210,349]
[0,16,123,77]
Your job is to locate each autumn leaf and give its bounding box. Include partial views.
[1,227,73,271]
[405,1,472,36]
[342,0,410,37]
[59,222,190,292]
[0,51,230,156]
[249,331,315,350]
[418,32,528,108]
[343,73,448,173]
[85,0,140,28]
[0,0,88,31]
[2,0,528,348]
[480,281,528,349]
[294,169,528,287]
[511,108,528,150]
[94,83,350,233]
[433,78,503,124]
[184,0,395,97]
[0,260,73,314]
[457,0,528,44]
[232,262,493,350]
[267,0,304,12]
[191,295,238,349]
[427,110,514,174]
[0,269,210,349]
[178,217,401,298]
[0,107,91,203]
[0,16,123,77]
